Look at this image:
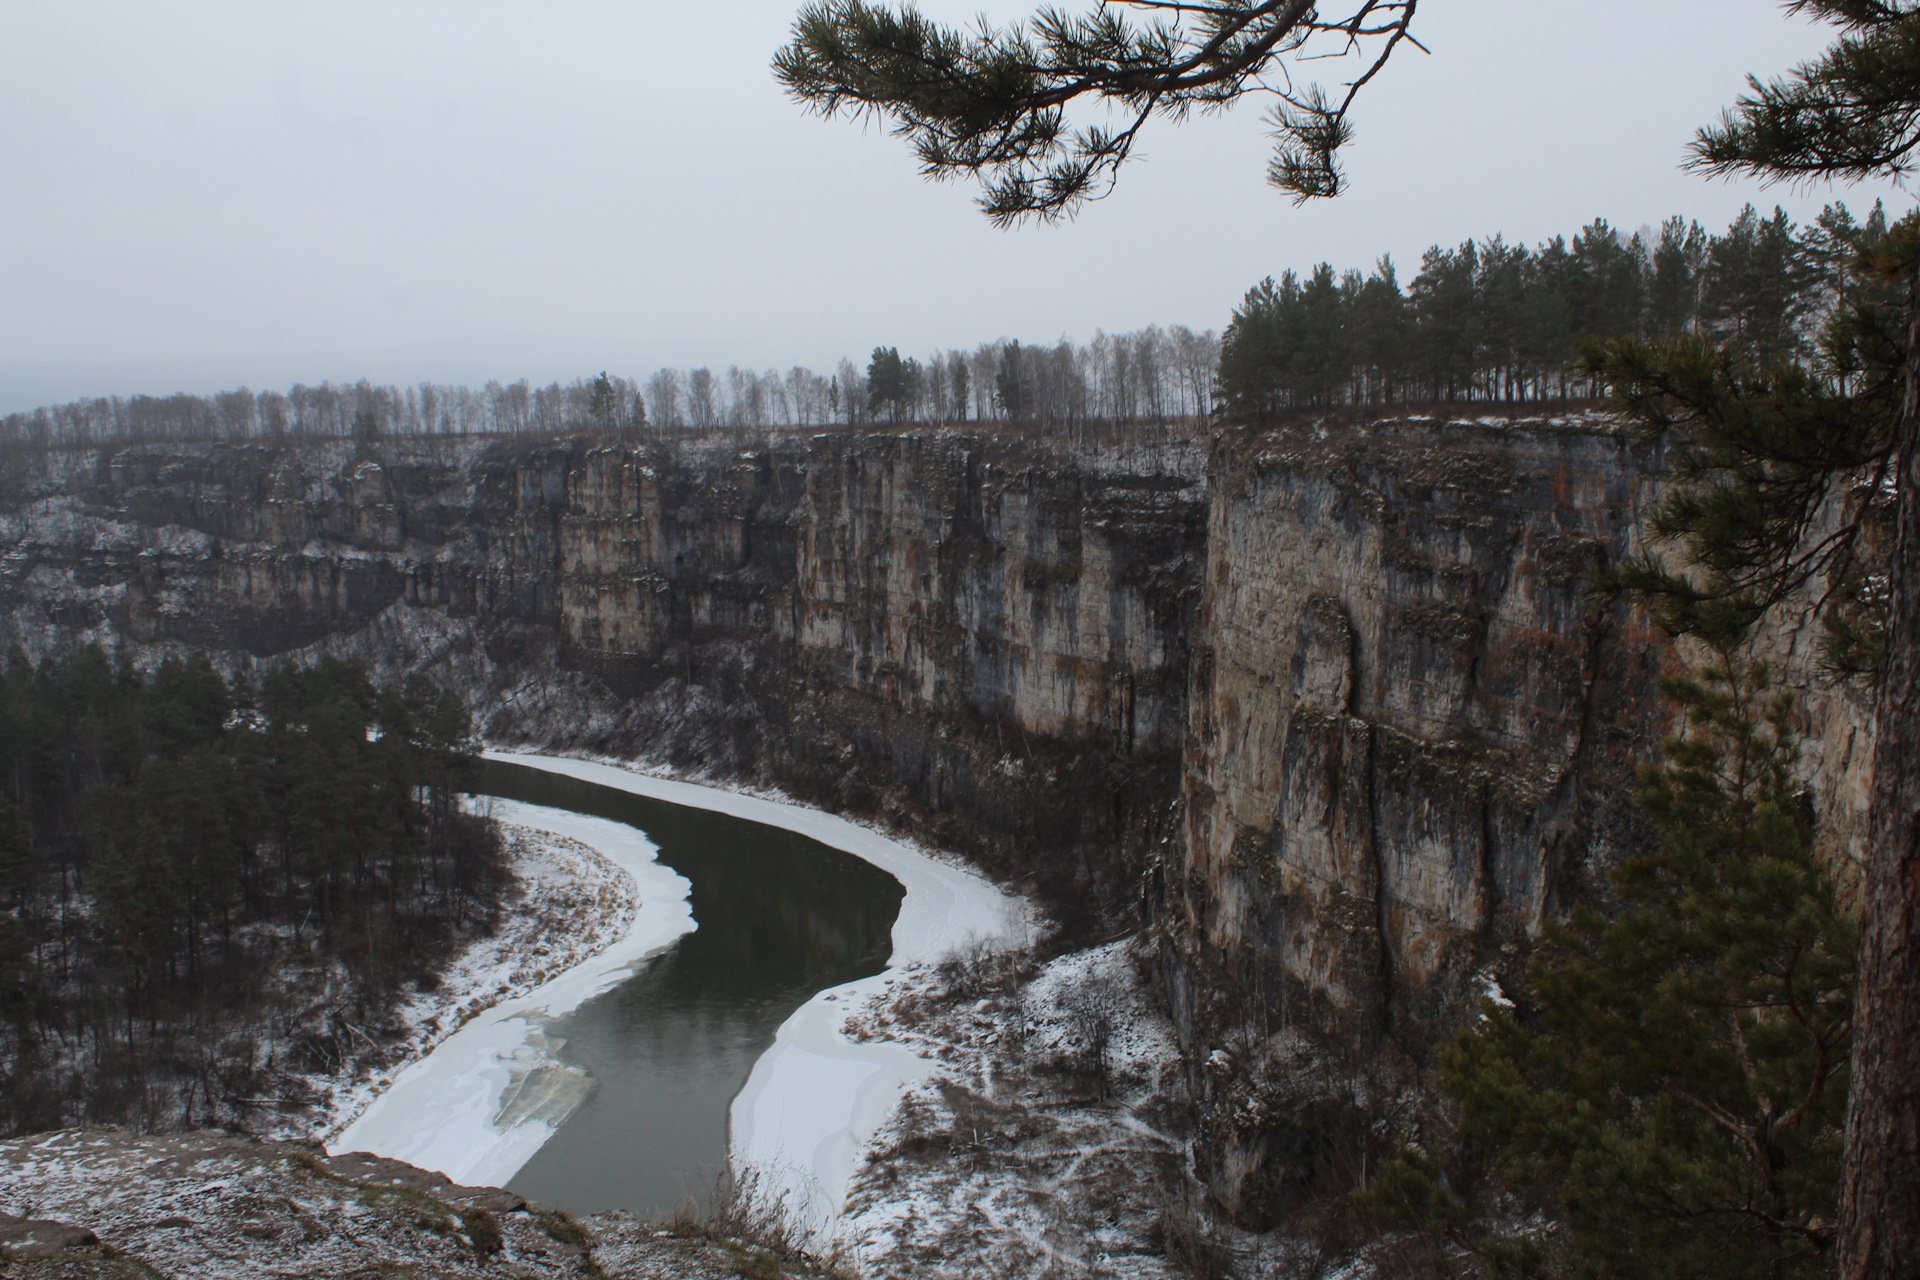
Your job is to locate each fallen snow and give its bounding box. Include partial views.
[1477,970,1516,1012]
[328,796,695,1187]
[0,1127,833,1280]
[296,815,642,1145]
[839,938,1192,1279]
[483,752,1034,1239]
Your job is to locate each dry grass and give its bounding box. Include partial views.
[668,1166,858,1280]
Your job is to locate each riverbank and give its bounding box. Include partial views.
[292,808,649,1149]
[327,797,696,1186]
[311,752,1033,1247]
[481,753,1035,1239]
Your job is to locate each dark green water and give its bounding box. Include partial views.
[476,760,904,1218]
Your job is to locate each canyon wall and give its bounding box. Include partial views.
[0,420,1873,1041]
[0,432,1206,918]
[1167,420,1673,1053]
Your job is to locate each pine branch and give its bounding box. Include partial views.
[774,0,1423,222]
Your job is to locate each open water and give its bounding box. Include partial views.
[476,759,903,1217]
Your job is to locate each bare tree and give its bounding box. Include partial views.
[644,369,684,430]
[687,368,717,429]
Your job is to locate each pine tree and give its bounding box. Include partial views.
[1218,277,1283,416]
[1352,257,1411,404]
[1366,663,1855,1278]
[1621,7,1920,1272]
[866,346,909,422]
[1476,236,1530,401]
[1583,215,1904,656]
[1647,216,1711,337]
[588,370,619,430]
[1294,262,1348,408]
[1703,206,1816,367]
[995,340,1032,423]
[1524,235,1580,399]
[1409,242,1480,401]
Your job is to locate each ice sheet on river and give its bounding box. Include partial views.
[329,797,695,1188]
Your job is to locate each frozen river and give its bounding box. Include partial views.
[331,753,1027,1231]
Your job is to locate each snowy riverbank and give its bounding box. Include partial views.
[327,796,695,1186]
[322,752,1031,1241]
[301,813,646,1147]
[481,753,1034,1238]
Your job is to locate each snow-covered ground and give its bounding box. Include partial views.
[328,797,695,1186]
[482,753,1035,1240]
[0,1127,844,1280]
[837,938,1202,1279]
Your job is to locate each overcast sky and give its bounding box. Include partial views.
[1,1,1910,412]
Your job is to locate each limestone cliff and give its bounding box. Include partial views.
[0,419,1872,1048]
[1166,419,1675,1048]
[0,432,1206,920]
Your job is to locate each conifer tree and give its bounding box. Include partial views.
[1704,205,1816,366]
[588,370,619,429]
[1374,662,1855,1279]
[1608,11,1920,1267]
[1353,256,1411,404]
[866,346,911,422]
[1648,216,1711,337]
[1524,235,1580,398]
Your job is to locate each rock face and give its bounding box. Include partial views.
[0,432,1208,919]
[0,420,1872,1043]
[1169,419,1675,1046]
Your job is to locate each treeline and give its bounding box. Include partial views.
[1219,201,1889,413]
[0,324,1221,452]
[0,651,505,1135]
[4,203,1897,450]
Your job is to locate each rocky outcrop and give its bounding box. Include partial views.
[0,1127,838,1279]
[1166,419,1676,1047]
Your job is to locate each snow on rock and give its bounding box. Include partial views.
[0,1127,839,1280]
[838,938,1194,1279]
[1477,969,1516,1013]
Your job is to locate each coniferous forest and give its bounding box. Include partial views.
[1218,202,1886,414]
[0,650,504,1137]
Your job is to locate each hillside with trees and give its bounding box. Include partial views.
[0,651,504,1138]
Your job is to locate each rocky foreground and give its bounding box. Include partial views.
[0,1128,840,1280]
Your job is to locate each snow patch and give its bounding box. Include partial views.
[1477,970,1515,1012]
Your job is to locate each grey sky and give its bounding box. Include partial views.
[1,1,1908,412]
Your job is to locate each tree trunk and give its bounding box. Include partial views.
[1840,250,1920,1280]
